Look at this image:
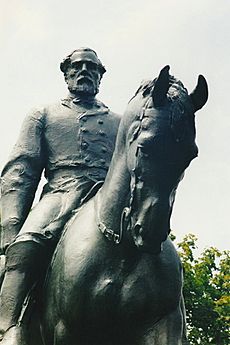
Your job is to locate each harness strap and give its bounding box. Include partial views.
[97,222,121,244]
[95,97,151,245]
[95,193,131,245]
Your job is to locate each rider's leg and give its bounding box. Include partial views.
[0,234,51,343]
[0,178,96,344]
[0,190,71,339]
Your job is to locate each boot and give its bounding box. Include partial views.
[0,238,46,345]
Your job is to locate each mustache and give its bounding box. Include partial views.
[76,71,94,81]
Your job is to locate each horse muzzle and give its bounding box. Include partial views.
[132,222,166,255]
[131,200,170,254]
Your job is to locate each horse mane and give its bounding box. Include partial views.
[128,75,193,146]
[130,75,188,103]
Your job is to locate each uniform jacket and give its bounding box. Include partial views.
[0,96,121,249]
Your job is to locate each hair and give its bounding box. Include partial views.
[60,47,106,76]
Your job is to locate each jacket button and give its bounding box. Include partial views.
[98,119,104,124]
[98,130,105,136]
[81,128,88,133]
[82,142,88,149]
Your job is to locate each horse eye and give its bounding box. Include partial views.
[137,144,150,157]
[137,134,155,153]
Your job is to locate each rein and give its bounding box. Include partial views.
[96,97,151,245]
[96,207,130,245]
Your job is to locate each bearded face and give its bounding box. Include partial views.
[65,52,102,98]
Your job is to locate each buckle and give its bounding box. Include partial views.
[104,228,114,241]
[113,233,120,244]
[98,222,120,244]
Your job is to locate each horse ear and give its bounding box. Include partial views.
[152,65,170,107]
[190,75,208,112]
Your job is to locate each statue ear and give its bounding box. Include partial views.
[152,65,170,107]
[190,75,208,112]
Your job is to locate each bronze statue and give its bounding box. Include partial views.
[0,48,121,345]
[40,67,208,345]
[0,56,208,345]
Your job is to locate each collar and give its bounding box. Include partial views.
[72,95,95,105]
[61,94,108,111]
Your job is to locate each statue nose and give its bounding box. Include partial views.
[81,63,88,71]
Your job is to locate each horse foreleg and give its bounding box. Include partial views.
[141,304,188,345]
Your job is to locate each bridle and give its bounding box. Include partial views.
[95,84,194,245]
[96,97,151,245]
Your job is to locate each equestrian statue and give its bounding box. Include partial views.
[0,50,208,345]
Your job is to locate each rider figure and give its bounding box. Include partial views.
[0,47,120,344]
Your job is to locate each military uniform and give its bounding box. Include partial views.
[0,46,122,345]
[0,96,120,251]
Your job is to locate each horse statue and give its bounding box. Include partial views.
[35,66,208,345]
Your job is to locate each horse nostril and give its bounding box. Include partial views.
[134,223,142,236]
[132,223,144,247]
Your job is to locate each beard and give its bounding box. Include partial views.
[69,75,99,97]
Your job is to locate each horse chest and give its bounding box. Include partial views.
[89,258,170,321]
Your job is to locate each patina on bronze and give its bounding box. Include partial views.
[38,66,207,345]
[0,59,208,345]
[0,48,121,345]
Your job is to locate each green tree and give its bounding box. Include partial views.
[177,234,230,345]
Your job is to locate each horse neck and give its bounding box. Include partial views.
[97,133,130,229]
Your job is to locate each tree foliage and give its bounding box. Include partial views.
[177,234,230,345]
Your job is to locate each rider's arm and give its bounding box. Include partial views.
[0,108,46,252]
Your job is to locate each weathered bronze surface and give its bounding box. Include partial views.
[41,66,207,345]
[0,56,208,344]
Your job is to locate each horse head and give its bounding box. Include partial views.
[124,66,208,254]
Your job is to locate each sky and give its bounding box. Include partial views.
[0,0,229,253]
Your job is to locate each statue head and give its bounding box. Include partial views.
[60,47,106,98]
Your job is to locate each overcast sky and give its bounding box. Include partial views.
[0,0,229,253]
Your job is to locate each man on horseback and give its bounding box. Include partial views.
[0,47,120,344]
